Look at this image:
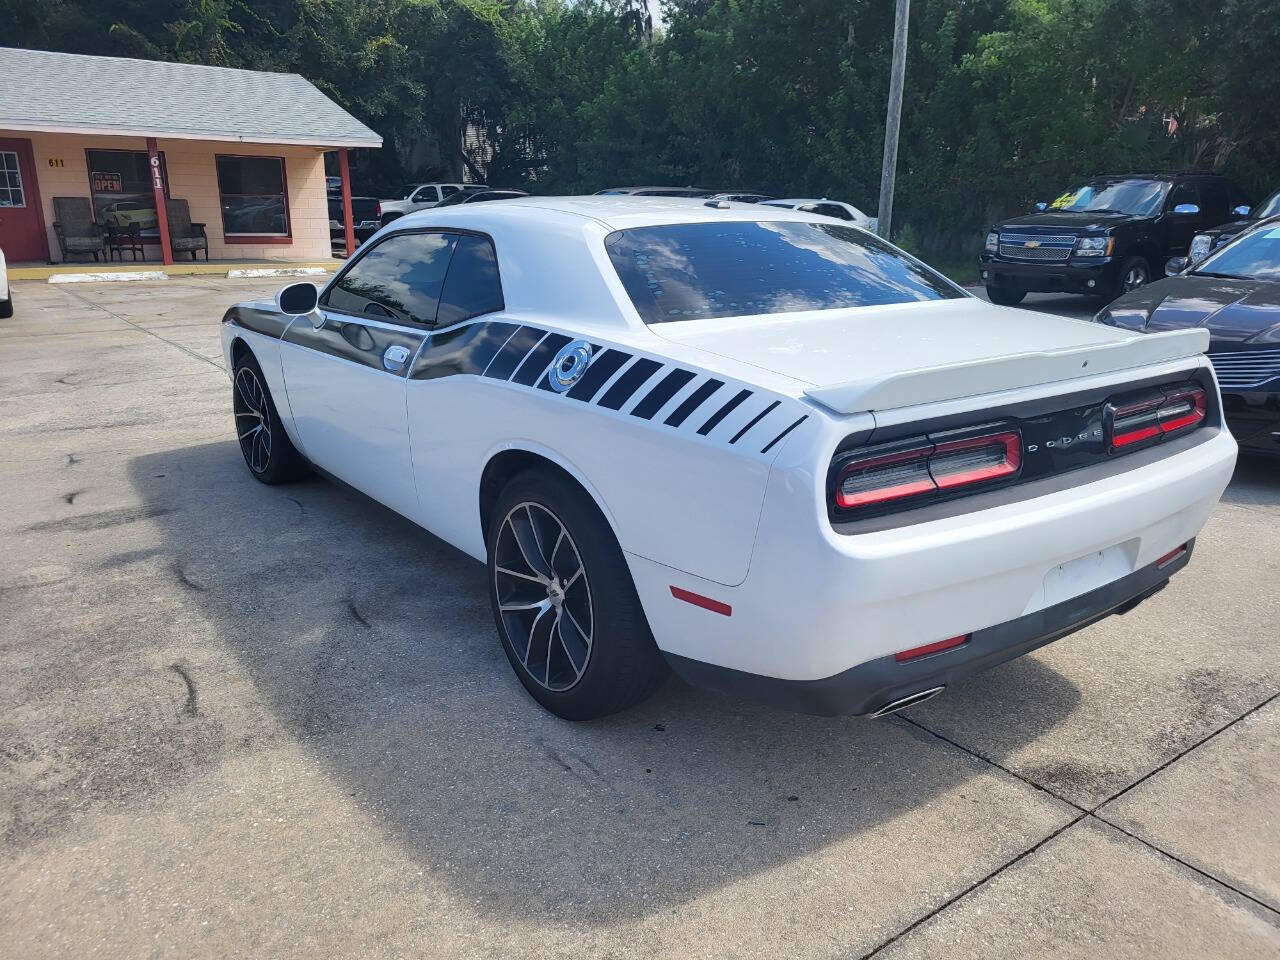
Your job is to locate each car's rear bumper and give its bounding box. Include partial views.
[628,425,1235,715]
[665,541,1190,716]
[1223,389,1280,456]
[979,255,1122,294]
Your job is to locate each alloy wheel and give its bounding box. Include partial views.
[493,501,593,691]
[1123,263,1149,292]
[233,366,272,474]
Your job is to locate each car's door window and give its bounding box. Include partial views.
[1198,180,1229,219]
[812,202,854,221]
[411,186,435,203]
[1167,182,1200,211]
[324,232,458,327]
[441,185,461,198]
[436,234,504,326]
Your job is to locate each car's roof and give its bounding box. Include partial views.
[1083,172,1230,182]
[423,194,822,229]
[595,186,711,195]
[767,198,848,205]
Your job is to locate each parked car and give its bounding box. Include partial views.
[594,186,715,197]
[380,183,477,224]
[0,246,11,319]
[760,198,875,231]
[1100,216,1280,457]
[328,196,382,246]
[980,172,1249,305]
[326,176,342,198]
[705,192,774,204]
[221,197,1234,720]
[433,189,528,207]
[102,200,158,231]
[1187,184,1280,264]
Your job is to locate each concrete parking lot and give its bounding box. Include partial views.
[1,276,1277,959]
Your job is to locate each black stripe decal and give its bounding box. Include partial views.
[484,326,545,380]
[729,400,780,444]
[231,304,293,338]
[761,415,808,453]
[665,379,723,427]
[697,388,751,436]
[630,368,696,419]
[410,320,519,380]
[598,358,662,410]
[511,332,572,386]
[566,349,631,401]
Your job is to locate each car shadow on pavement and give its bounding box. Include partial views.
[122,440,1082,925]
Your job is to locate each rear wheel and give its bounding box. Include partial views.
[486,469,667,719]
[985,285,1026,306]
[0,293,11,319]
[232,352,306,484]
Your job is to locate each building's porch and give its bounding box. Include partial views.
[6,257,341,283]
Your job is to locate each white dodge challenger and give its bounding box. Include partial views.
[221,197,1236,719]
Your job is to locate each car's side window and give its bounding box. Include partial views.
[1167,181,1200,211]
[1198,180,1229,219]
[441,185,461,198]
[411,187,432,203]
[436,234,505,326]
[324,232,458,328]
[815,203,853,221]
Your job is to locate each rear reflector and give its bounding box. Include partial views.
[1156,543,1188,568]
[894,634,969,663]
[670,585,732,616]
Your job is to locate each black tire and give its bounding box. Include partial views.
[380,212,403,227]
[985,285,1026,306]
[1115,256,1151,297]
[0,294,12,319]
[486,469,667,719]
[232,351,307,484]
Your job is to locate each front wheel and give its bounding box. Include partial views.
[232,353,306,484]
[985,285,1026,306]
[1116,256,1151,296]
[486,469,667,719]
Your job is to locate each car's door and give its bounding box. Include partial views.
[409,186,439,211]
[279,230,458,519]
[1163,181,1203,258]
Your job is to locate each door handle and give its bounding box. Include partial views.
[382,344,411,371]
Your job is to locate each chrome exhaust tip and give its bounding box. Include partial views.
[870,685,946,719]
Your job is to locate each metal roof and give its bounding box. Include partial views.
[0,47,382,148]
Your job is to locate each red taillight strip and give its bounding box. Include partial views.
[1110,386,1206,451]
[930,430,1022,490]
[835,445,935,509]
[1156,543,1188,568]
[894,634,969,663]
[670,585,732,616]
[1158,389,1206,434]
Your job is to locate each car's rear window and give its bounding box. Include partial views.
[605,221,961,324]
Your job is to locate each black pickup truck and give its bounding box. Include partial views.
[979,172,1250,304]
[328,196,382,250]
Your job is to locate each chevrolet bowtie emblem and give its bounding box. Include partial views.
[1025,240,1041,248]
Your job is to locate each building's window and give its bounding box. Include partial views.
[0,152,25,207]
[216,156,289,237]
[86,149,168,236]
[324,232,458,327]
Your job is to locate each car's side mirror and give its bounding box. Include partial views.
[1233,204,1251,217]
[275,282,323,328]
[1165,256,1189,277]
[1035,201,1047,211]
[1172,203,1200,215]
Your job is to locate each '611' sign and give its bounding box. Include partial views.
[150,154,164,191]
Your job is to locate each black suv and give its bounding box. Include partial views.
[979,172,1250,304]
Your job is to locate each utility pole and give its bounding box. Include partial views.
[877,0,910,240]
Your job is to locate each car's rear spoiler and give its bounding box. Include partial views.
[803,328,1210,415]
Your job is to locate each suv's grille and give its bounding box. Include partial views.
[997,233,1076,262]
[1208,348,1280,389]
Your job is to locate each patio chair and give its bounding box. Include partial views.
[165,199,209,261]
[105,222,146,262]
[52,197,105,262]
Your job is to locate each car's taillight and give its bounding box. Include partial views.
[1108,384,1205,452]
[376,201,382,218]
[834,427,1021,513]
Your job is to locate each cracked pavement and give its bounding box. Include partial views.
[1,279,1277,959]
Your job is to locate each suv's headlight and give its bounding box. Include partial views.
[985,231,998,253]
[1190,233,1213,263]
[1075,236,1113,257]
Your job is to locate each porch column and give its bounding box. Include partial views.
[146,137,173,266]
[339,148,356,257]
